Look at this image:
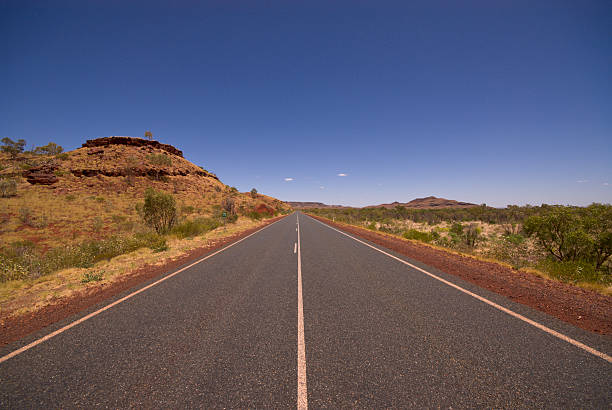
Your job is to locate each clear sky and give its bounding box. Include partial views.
[2,1,611,207]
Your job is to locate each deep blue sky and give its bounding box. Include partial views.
[2,1,611,207]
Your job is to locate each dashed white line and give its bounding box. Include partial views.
[294,242,297,253]
[297,214,308,409]
[310,216,612,364]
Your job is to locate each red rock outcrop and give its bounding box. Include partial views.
[23,164,59,185]
[82,137,184,157]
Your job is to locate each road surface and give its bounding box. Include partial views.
[1,212,610,408]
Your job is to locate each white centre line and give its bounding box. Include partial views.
[294,242,297,254]
[297,214,308,409]
[0,217,287,365]
[310,216,612,364]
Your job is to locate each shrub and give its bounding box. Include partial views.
[0,178,17,197]
[92,217,104,233]
[221,197,236,215]
[464,223,481,247]
[147,153,172,166]
[250,188,258,198]
[181,205,195,214]
[536,259,609,285]
[55,152,69,161]
[141,188,178,234]
[1,137,26,158]
[18,207,34,226]
[81,271,104,283]
[403,229,434,243]
[172,217,220,239]
[65,194,76,201]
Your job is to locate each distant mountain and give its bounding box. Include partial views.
[287,201,348,209]
[367,196,478,209]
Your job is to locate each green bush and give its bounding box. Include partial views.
[55,153,69,161]
[141,188,178,234]
[81,271,104,283]
[536,259,610,285]
[524,204,612,269]
[147,153,172,166]
[0,178,17,197]
[402,229,436,243]
[172,217,220,239]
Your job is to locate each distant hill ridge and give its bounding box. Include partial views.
[288,196,478,209]
[287,202,348,209]
[369,196,478,209]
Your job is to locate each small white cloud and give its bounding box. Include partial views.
[284,177,294,182]
[576,179,588,183]
[604,182,609,186]
[320,186,325,189]
[337,173,348,177]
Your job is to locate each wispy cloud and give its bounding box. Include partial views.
[320,186,325,189]
[337,173,348,177]
[604,182,609,186]
[284,177,294,182]
[576,179,588,183]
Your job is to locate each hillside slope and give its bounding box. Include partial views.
[0,137,290,250]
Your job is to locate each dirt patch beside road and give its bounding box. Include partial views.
[309,215,612,335]
[0,216,286,346]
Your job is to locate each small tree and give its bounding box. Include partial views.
[1,137,26,159]
[144,131,153,140]
[524,207,590,262]
[34,142,63,155]
[250,188,258,198]
[141,188,177,234]
[221,197,236,215]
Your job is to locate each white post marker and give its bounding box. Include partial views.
[297,214,308,409]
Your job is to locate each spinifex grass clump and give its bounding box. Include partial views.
[171,217,221,239]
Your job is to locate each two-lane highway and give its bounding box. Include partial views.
[1,212,610,408]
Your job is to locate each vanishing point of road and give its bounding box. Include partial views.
[1,212,610,408]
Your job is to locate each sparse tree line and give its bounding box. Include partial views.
[1,137,64,158]
[307,204,612,286]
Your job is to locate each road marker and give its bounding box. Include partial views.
[0,217,288,365]
[297,214,308,409]
[310,216,612,364]
[294,242,297,253]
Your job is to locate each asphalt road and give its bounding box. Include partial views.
[1,212,611,408]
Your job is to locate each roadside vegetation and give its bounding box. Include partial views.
[0,187,287,284]
[307,204,612,292]
[0,137,291,295]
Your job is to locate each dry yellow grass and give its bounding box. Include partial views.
[0,216,275,319]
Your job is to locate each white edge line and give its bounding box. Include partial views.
[309,215,612,364]
[0,217,288,365]
[297,214,308,409]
